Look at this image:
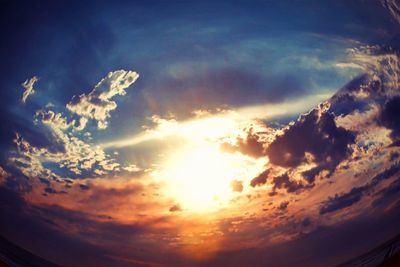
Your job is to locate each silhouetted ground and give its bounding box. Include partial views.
[338,234,400,267]
[0,235,58,267]
[1,233,400,267]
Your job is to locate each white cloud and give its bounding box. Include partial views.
[10,70,140,180]
[66,70,139,129]
[10,133,63,181]
[345,45,400,96]
[123,164,142,172]
[21,76,38,103]
[14,108,120,178]
[11,130,120,179]
[35,110,87,131]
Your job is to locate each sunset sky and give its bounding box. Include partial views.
[1,1,400,266]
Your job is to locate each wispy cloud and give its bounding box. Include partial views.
[21,76,38,103]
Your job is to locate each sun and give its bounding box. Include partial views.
[162,144,233,211]
[157,140,266,212]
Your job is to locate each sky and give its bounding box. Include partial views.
[1,0,400,266]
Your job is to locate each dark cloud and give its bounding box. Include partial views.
[378,96,400,141]
[372,178,400,207]
[329,78,372,116]
[273,173,306,193]
[370,162,400,186]
[221,130,264,159]
[44,187,67,195]
[39,178,50,186]
[250,170,269,187]
[320,163,400,214]
[169,204,182,212]
[319,186,367,215]
[278,201,289,211]
[250,170,308,193]
[389,152,399,161]
[79,184,90,191]
[301,218,312,227]
[267,105,355,183]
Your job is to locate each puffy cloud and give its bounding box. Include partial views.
[66,70,139,129]
[20,89,129,177]
[122,164,141,173]
[220,129,265,158]
[11,128,119,179]
[378,96,400,141]
[35,110,87,132]
[267,104,355,183]
[21,76,38,103]
[250,169,269,187]
[272,173,306,193]
[10,133,63,181]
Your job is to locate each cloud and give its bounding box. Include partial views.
[66,70,139,129]
[21,76,38,103]
[44,187,67,195]
[79,184,90,191]
[220,129,265,158]
[230,180,244,192]
[372,178,400,207]
[0,166,9,185]
[338,45,400,98]
[272,173,306,193]
[377,96,400,141]
[11,129,119,180]
[19,71,140,178]
[320,163,400,214]
[381,0,400,25]
[169,204,182,212]
[319,186,367,215]
[278,201,289,211]
[35,110,87,132]
[267,103,355,183]
[250,169,269,187]
[122,164,141,173]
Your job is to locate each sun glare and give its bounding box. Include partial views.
[163,144,234,211]
[129,113,270,213]
[157,140,266,212]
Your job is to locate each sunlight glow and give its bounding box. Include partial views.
[101,94,332,212]
[101,93,332,149]
[163,145,234,211]
[146,114,268,213]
